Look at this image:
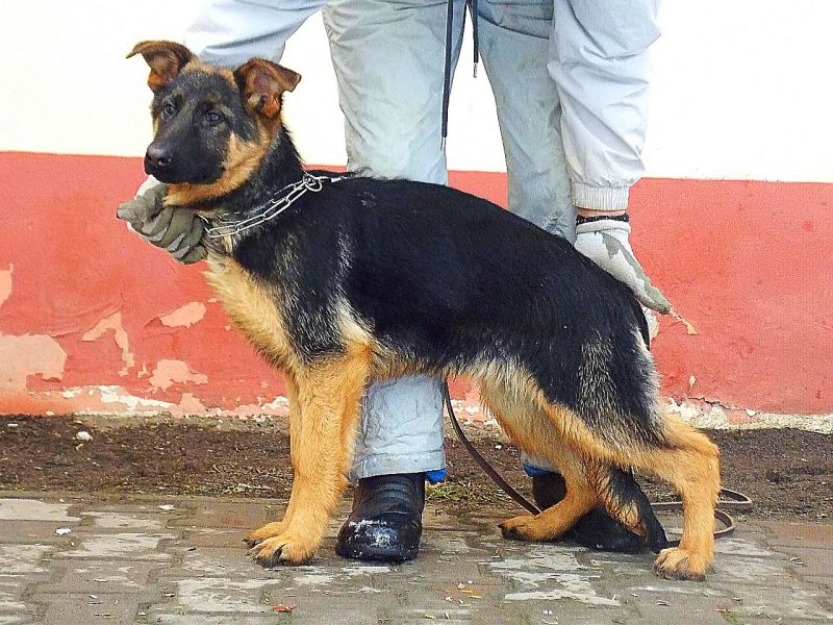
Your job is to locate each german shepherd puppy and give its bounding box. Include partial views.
[127,41,721,581]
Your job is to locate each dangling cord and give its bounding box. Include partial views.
[441,0,455,151]
[468,0,480,78]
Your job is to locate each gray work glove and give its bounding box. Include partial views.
[574,218,671,314]
[116,177,208,264]
[575,218,667,340]
[574,218,696,336]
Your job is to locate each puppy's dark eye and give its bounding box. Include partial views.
[203,111,224,126]
[160,102,177,119]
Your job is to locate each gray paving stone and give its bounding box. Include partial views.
[80,511,168,531]
[784,546,833,578]
[0,522,78,545]
[0,585,38,625]
[53,532,174,561]
[35,561,159,595]
[805,575,833,595]
[761,521,833,548]
[486,543,619,606]
[0,575,33,625]
[143,617,285,625]
[713,536,786,557]
[178,528,250,549]
[422,507,483,532]
[0,575,47,608]
[267,595,383,625]
[0,612,36,625]
[168,577,281,613]
[635,597,729,625]
[168,501,282,530]
[0,494,830,625]
[585,552,657,579]
[623,579,727,600]
[0,546,53,575]
[422,531,493,559]
[36,594,146,625]
[708,554,794,584]
[0,500,79,523]
[724,583,833,621]
[165,547,269,579]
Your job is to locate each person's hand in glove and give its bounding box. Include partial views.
[116,177,208,264]
[574,213,700,339]
[574,215,671,315]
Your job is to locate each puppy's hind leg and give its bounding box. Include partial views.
[646,417,721,581]
[479,378,597,542]
[545,404,720,580]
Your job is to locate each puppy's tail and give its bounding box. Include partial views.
[572,325,666,449]
[586,462,669,553]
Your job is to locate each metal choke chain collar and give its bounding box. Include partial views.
[205,173,346,239]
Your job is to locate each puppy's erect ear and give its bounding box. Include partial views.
[127,40,195,92]
[234,58,301,120]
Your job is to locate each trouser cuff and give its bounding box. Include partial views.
[351,451,446,481]
[573,183,630,211]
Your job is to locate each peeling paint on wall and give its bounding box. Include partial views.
[0,334,67,393]
[0,265,69,394]
[149,360,208,392]
[95,385,175,412]
[171,393,208,417]
[81,312,135,376]
[226,396,291,418]
[0,265,12,309]
[0,384,292,418]
[159,302,207,328]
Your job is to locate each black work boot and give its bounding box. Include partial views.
[531,472,646,554]
[335,473,425,563]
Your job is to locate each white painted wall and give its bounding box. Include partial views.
[2,1,832,182]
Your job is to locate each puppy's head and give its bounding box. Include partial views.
[128,41,301,188]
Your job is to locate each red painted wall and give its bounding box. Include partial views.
[0,151,830,415]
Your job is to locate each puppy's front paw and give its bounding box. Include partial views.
[654,547,709,581]
[244,521,286,548]
[246,529,319,567]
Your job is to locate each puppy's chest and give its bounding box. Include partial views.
[204,255,293,365]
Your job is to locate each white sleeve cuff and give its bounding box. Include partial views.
[572,183,630,211]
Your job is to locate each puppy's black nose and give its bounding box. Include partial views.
[145,145,173,169]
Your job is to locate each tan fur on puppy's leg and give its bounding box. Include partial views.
[248,355,371,566]
[497,435,597,541]
[245,376,299,547]
[649,418,721,581]
[500,480,597,541]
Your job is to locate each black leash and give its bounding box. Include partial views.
[442,381,752,542]
[443,382,540,515]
